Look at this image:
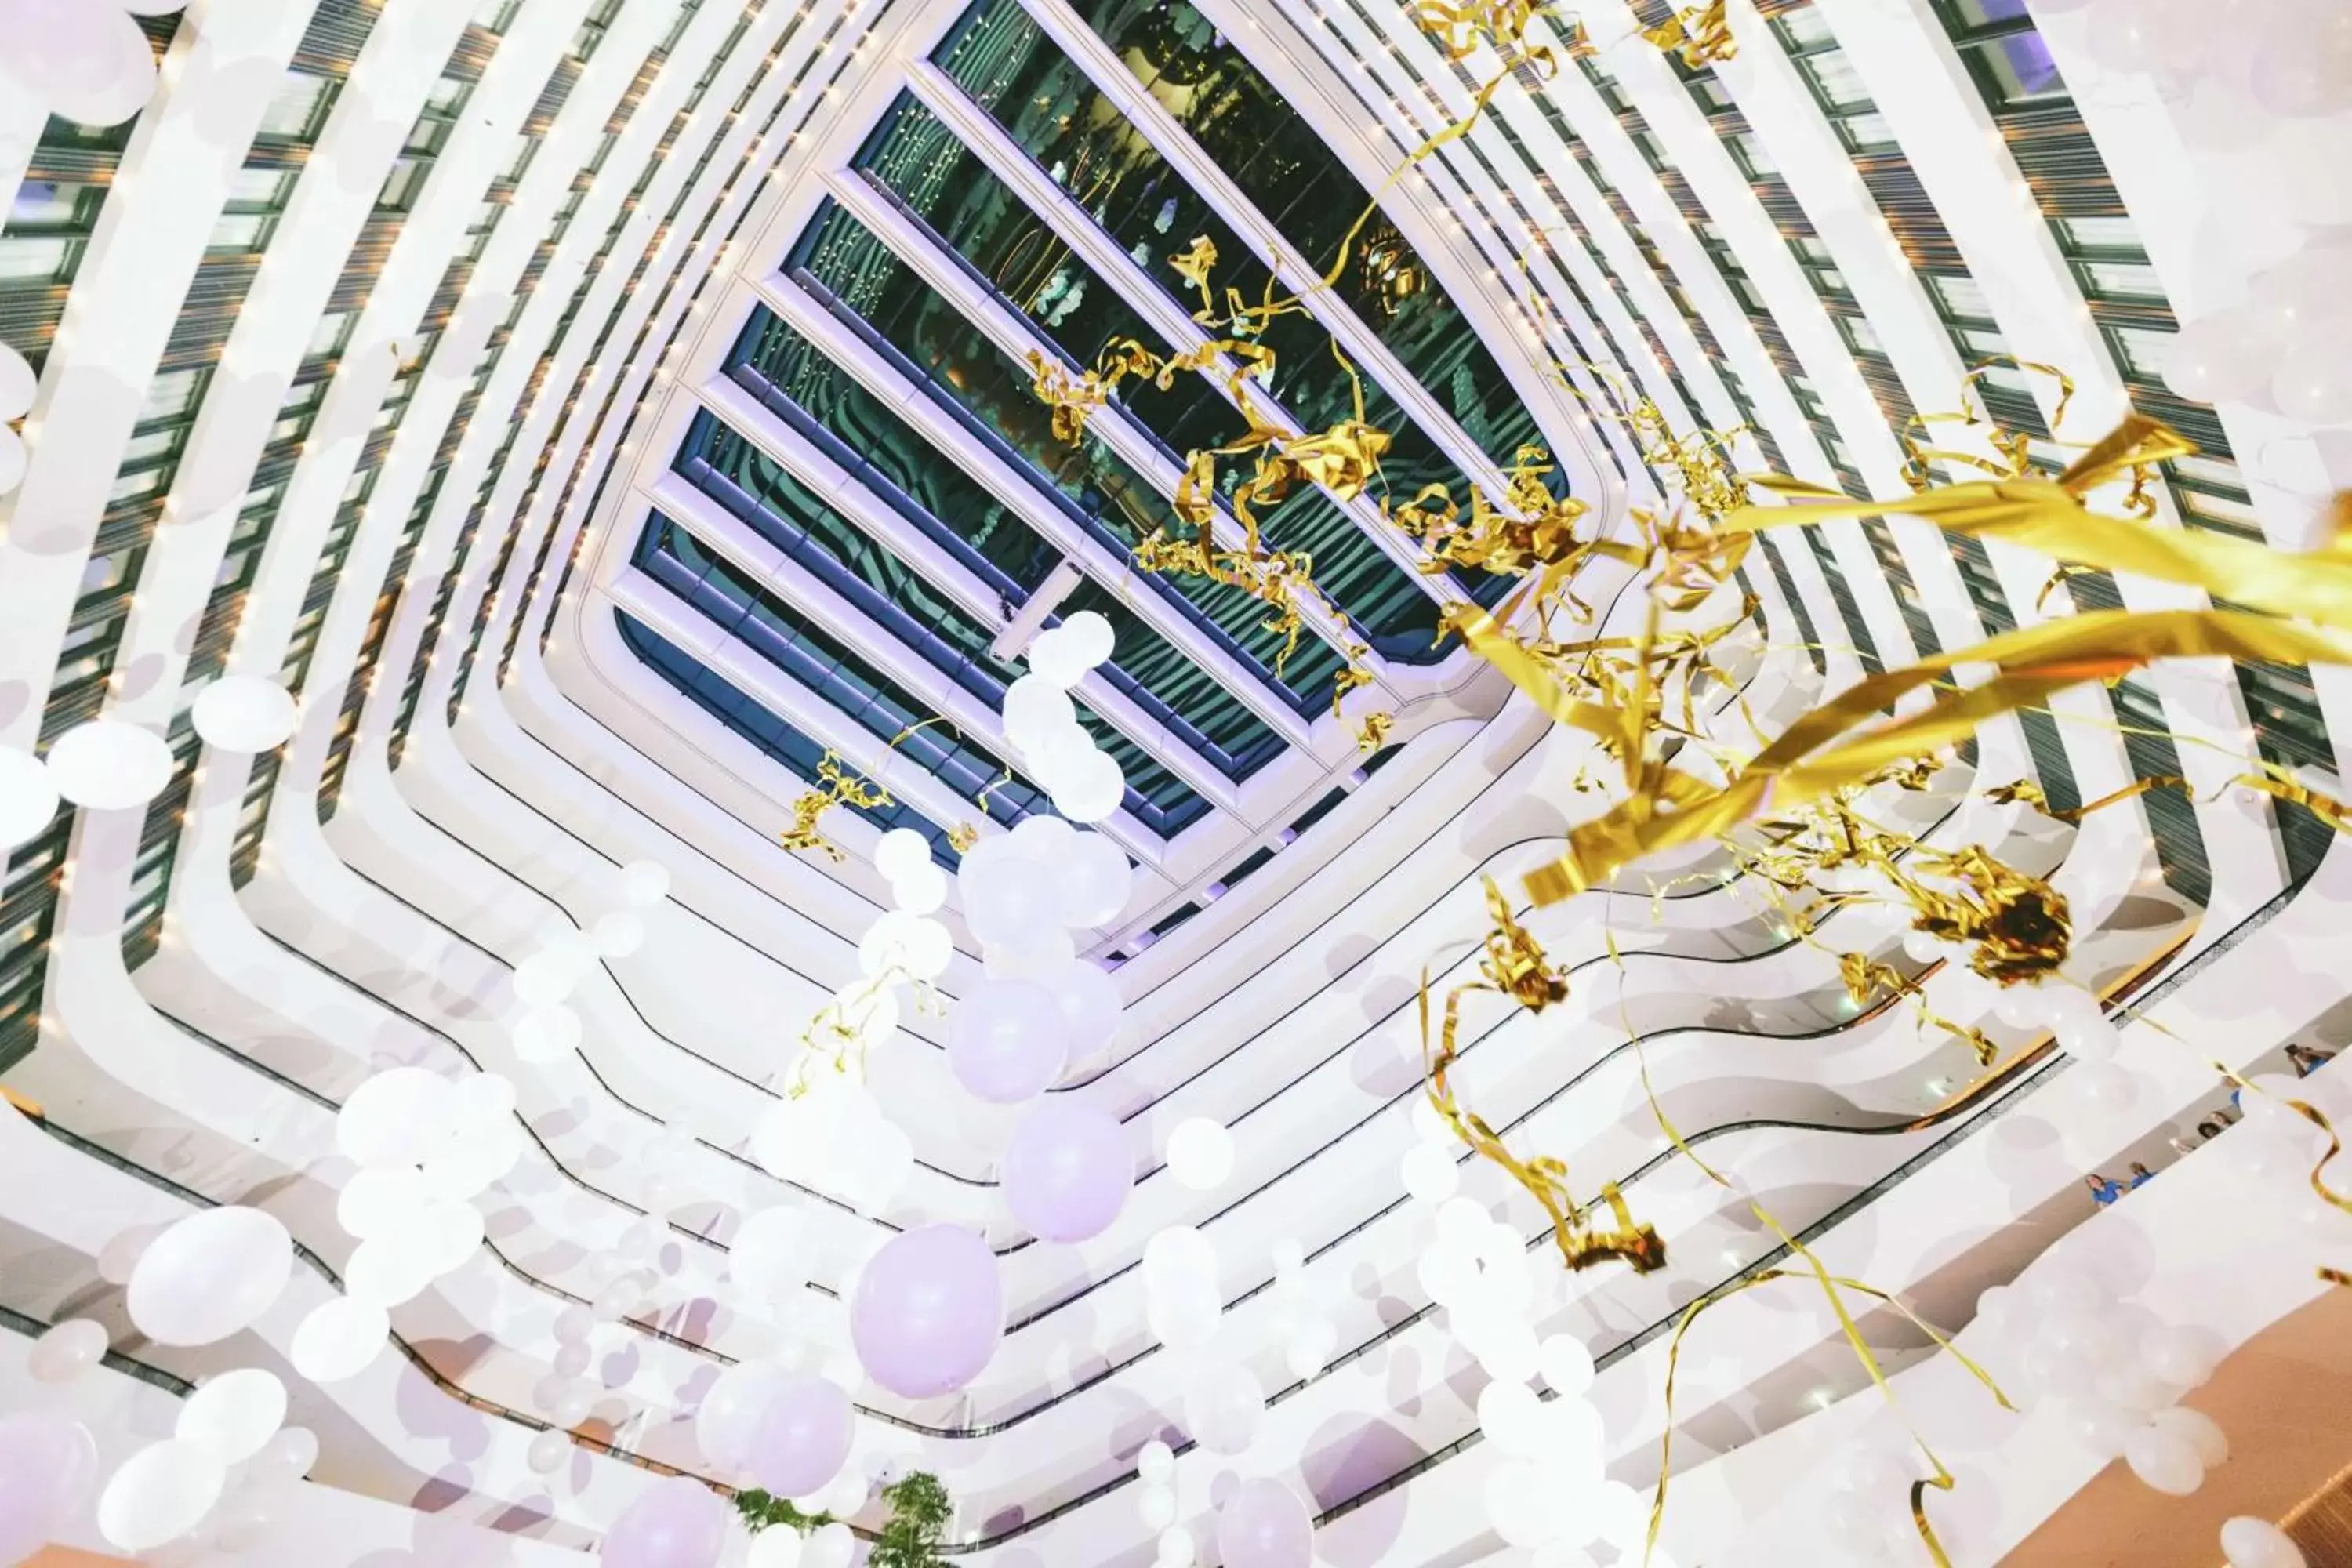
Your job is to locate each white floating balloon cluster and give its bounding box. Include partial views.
[1977,1261,2224,1494]
[0,676,292,843]
[1267,1239,1338,1383]
[1396,1114,1629,1559]
[0,0,180,132]
[281,1067,521,1388]
[22,1269,315,1560]
[1000,612,1125,824]
[512,859,667,1063]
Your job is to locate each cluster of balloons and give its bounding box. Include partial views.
[328,1067,521,1306]
[1134,1439,1185,1551]
[1000,612,1125,823]
[2161,236,2352,437]
[753,1072,915,1214]
[1477,1337,1628,1554]
[2065,0,2352,122]
[1135,1444,1318,1568]
[0,678,300,850]
[1979,1263,2227,1484]
[1267,1239,1338,1383]
[0,0,180,132]
[1142,1225,1223,1354]
[97,1369,317,1555]
[512,859,666,1062]
[1923,944,2137,1105]
[18,1319,318,1563]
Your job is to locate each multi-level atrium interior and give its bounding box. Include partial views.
[3,0,2350,1564]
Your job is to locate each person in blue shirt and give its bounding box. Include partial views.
[2085,1173,2125,1206]
[2127,1162,2155,1189]
[2288,1044,2337,1078]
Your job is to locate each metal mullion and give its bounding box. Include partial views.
[650,471,1244,815]
[821,172,1417,699]
[901,65,1478,608]
[1011,0,1552,508]
[743,270,1319,743]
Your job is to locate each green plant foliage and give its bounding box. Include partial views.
[869,1472,953,1568]
[734,1471,953,1567]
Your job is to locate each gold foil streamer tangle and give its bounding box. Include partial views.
[1420,882,1666,1273]
[778,750,895,862]
[1640,1,1736,68]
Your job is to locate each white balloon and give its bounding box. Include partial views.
[1138,1439,1176,1483]
[1538,1334,1596,1397]
[514,1004,582,1062]
[337,1167,430,1241]
[593,910,647,957]
[747,1523,808,1566]
[1165,1118,1235,1192]
[1156,1526,1195,1566]
[191,677,298,753]
[249,1426,318,1486]
[46,719,174,810]
[1026,626,1093,688]
[512,949,583,1008]
[127,1207,292,1348]
[620,859,671,906]
[861,910,951,980]
[20,2,158,130]
[874,827,931,883]
[416,1198,485,1276]
[1285,1316,1338,1381]
[1399,1142,1460,1204]
[176,1369,286,1464]
[1139,1483,1177,1530]
[0,746,59,850]
[29,1317,109,1383]
[843,1113,915,1210]
[697,1361,792,1474]
[2220,1516,2307,1568]
[97,1439,226,1553]
[1485,1459,1562,1547]
[1182,1360,1264,1454]
[804,1522,855,1568]
[1050,746,1125,824]
[1058,829,1133,927]
[1477,1379,1544,1456]
[1059,610,1116,670]
[344,1229,438,1309]
[890,859,949,916]
[1004,673,1078,747]
[1417,1238,1481,1308]
[2153,1405,2230,1469]
[337,1068,457,1171]
[526,1428,571,1475]
[2140,1324,2216,1389]
[2056,1011,2122,1062]
[1145,1272,1224,1352]
[0,340,33,420]
[731,1204,812,1310]
[2125,1425,2205,1494]
[289,1296,387,1383]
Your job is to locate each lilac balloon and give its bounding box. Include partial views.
[748,1372,853,1498]
[850,1225,1004,1399]
[1048,961,1123,1057]
[1217,1478,1314,1568]
[0,1413,99,1563]
[1002,1098,1133,1243]
[946,978,1067,1103]
[601,1474,729,1568]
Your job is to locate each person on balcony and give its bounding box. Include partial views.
[2085,1173,2125,1206]
[2287,1044,2337,1077]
